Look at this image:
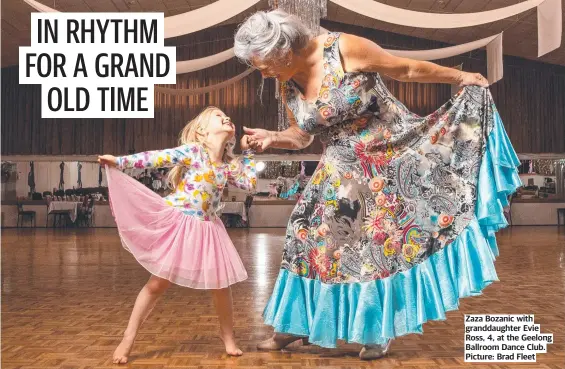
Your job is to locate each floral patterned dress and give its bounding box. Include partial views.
[116,143,256,221]
[263,32,521,347]
[106,143,257,289]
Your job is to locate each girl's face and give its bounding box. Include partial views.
[202,109,235,139]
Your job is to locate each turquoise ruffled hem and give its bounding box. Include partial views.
[262,108,522,348]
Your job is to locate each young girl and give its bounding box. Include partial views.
[98,107,256,364]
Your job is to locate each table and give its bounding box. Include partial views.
[48,201,82,223]
[1,200,299,228]
[220,201,246,221]
[511,201,565,225]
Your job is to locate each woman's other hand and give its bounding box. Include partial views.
[458,72,489,87]
[243,127,275,152]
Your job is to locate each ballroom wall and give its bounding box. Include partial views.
[2,21,564,156]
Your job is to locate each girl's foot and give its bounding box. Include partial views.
[112,335,135,364]
[219,331,243,356]
[257,333,310,350]
[359,340,392,360]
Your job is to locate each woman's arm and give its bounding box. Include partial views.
[271,103,314,150]
[338,33,488,87]
[243,97,313,152]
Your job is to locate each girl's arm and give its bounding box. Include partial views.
[116,143,200,169]
[226,150,257,191]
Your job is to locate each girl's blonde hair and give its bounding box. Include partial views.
[167,106,236,189]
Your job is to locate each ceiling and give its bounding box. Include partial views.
[2,0,564,67]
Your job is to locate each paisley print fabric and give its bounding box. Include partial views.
[281,33,495,284]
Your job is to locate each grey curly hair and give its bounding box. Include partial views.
[234,9,313,64]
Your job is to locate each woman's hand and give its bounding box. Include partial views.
[98,155,118,167]
[457,72,489,87]
[243,127,275,152]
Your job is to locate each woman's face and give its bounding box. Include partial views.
[252,54,296,82]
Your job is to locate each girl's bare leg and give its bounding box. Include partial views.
[113,276,171,364]
[211,287,243,356]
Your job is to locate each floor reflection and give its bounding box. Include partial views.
[1,226,564,368]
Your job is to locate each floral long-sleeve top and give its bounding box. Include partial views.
[116,143,256,221]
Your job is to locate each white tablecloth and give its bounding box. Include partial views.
[220,202,246,221]
[48,201,82,223]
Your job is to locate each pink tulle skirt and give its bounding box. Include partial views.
[105,167,248,289]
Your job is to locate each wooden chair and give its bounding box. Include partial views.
[76,197,88,227]
[558,208,565,227]
[503,195,514,226]
[17,201,36,228]
[244,195,254,228]
[80,198,95,227]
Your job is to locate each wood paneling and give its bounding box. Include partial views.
[2,22,564,156]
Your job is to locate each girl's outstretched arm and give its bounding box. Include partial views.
[114,143,201,169]
[226,150,257,191]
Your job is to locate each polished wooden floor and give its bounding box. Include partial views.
[2,227,565,369]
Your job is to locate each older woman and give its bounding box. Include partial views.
[235,10,521,359]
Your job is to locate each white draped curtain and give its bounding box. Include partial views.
[14,161,106,196]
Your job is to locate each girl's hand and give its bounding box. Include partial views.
[458,72,489,87]
[98,155,118,167]
[240,135,253,151]
[243,127,274,152]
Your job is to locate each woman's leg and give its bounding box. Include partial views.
[359,340,392,360]
[257,333,309,350]
[113,275,171,364]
